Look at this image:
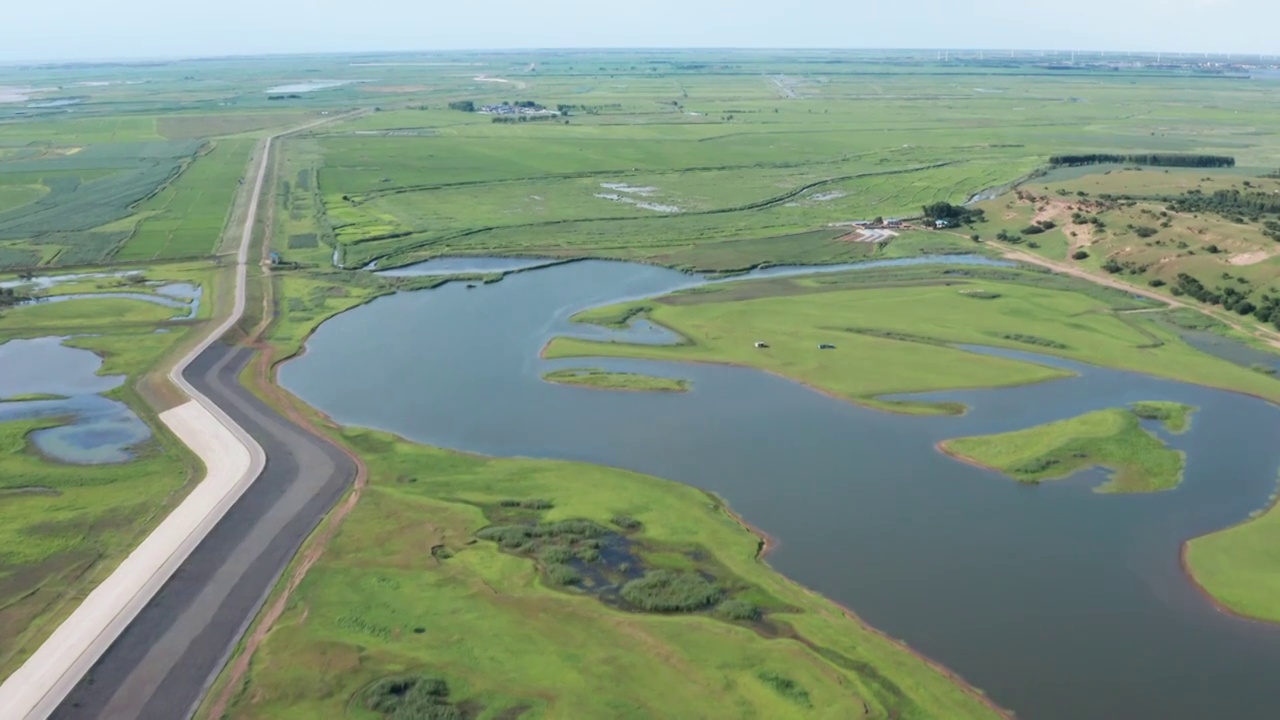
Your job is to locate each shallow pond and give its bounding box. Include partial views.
[280,258,1280,720]
[0,337,151,464]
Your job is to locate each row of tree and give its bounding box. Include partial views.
[1048,153,1236,168]
[1168,188,1280,219]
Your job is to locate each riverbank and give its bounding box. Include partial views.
[209,426,1008,719]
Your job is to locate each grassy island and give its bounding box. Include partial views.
[542,367,689,392]
[1130,401,1197,434]
[940,407,1186,493]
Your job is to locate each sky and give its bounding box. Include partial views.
[3,0,1275,62]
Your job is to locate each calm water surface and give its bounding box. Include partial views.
[0,337,151,464]
[280,259,1280,720]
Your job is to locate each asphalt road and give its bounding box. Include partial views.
[51,341,356,720]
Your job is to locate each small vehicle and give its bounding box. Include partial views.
[818,343,836,350]
[754,341,769,348]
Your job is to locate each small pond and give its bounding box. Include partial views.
[0,337,151,464]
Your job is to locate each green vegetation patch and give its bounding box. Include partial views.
[1130,401,1197,434]
[359,674,470,720]
[542,368,689,393]
[941,407,1186,493]
[221,427,1000,719]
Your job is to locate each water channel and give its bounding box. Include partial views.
[278,258,1280,720]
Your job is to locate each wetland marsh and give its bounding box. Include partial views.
[281,259,1280,720]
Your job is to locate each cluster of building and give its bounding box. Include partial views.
[478,103,558,116]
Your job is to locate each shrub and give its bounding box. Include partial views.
[539,546,573,564]
[621,571,722,612]
[611,515,643,530]
[546,564,581,586]
[717,599,760,621]
[360,675,461,720]
[1071,250,1090,260]
[757,671,812,707]
[1149,278,1167,287]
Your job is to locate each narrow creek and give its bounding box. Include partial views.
[278,258,1280,720]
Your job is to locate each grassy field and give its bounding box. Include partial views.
[542,368,689,392]
[1185,474,1280,623]
[940,407,1187,493]
[545,266,1280,411]
[213,427,1003,720]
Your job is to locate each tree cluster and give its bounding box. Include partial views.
[921,201,984,225]
[1169,189,1280,222]
[447,100,476,112]
[0,286,30,308]
[1171,273,1262,318]
[1255,295,1280,329]
[1048,153,1235,168]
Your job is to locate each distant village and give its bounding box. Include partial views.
[478,102,559,117]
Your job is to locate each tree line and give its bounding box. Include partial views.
[1167,188,1280,222]
[1048,153,1236,168]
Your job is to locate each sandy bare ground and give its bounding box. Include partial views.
[1029,199,1094,251]
[0,114,347,720]
[475,75,527,90]
[992,241,1280,351]
[1228,250,1275,266]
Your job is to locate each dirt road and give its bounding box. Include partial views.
[992,241,1280,351]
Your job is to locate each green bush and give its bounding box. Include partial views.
[621,571,722,612]
[716,599,760,621]
[360,675,462,720]
[611,515,643,530]
[757,671,812,707]
[1071,250,1090,260]
[539,546,573,564]
[546,563,581,586]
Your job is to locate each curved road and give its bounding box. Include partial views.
[0,118,357,719]
[54,343,356,719]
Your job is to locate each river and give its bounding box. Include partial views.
[278,258,1280,720]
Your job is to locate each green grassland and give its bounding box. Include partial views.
[1186,476,1280,623]
[0,327,197,677]
[940,408,1187,493]
[544,266,1280,412]
[216,428,1002,720]
[267,56,1280,272]
[1130,401,1197,433]
[542,368,690,392]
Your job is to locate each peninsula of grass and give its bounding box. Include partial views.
[0,393,68,403]
[543,269,1280,416]
[1130,401,1196,433]
[940,407,1186,493]
[542,367,689,392]
[211,427,1005,720]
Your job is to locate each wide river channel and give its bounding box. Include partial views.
[279,258,1280,720]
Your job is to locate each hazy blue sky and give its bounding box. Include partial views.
[3,0,1275,62]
